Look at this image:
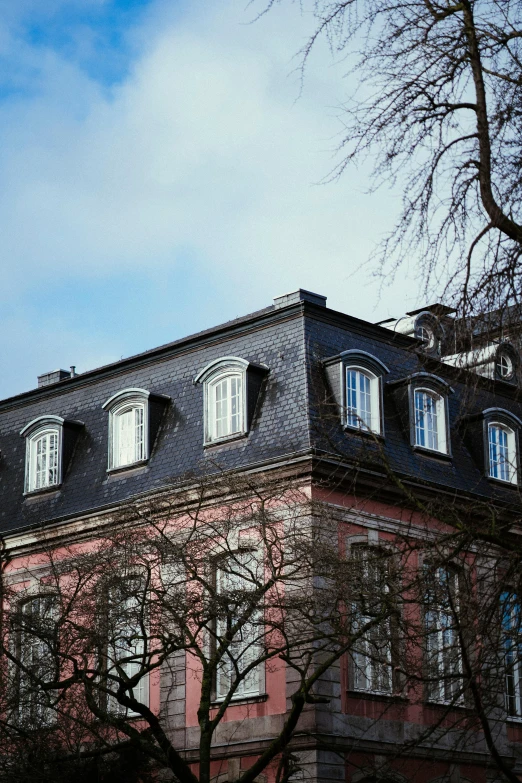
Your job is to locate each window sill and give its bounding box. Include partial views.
[506,715,522,724]
[23,484,62,500]
[343,425,383,440]
[487,475,519,490]
[210,693,268,707]
[106,461,149,479]
[347,689,406,703]
[423,699,467,710]
[413,445,452,462]
[204,432,249,450]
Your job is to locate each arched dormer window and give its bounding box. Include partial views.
[194,357,269,446]
[483,409,521,485]
[20,415,83,494]
[323,350,389,436]
[103,388,169,471]
[388,372,452,456]
[460,407,521,485]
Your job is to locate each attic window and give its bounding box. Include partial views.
[194,357,269,446]
[323,350,389,437]
[103,388,169,472]
[20,415,83,494]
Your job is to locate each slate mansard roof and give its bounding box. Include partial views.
[0,289,521,536]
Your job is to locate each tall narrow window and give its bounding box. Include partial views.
[414,389,447,453]
[106,579,148,715]
[210,373,243,441]
[489,423,517,484]
[17,595,57,726]
[113,404,145,468]
[28,430,60,491]
[346,369,372,430]
[424,566,462,704]
[344,366,381,434]
[350,546,394,695]
[215,550,262,700]
[502,592,522,717]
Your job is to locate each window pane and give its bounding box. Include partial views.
[107,580,148,714]
[503,593,522,716]
[424,566,462,703]
[351,547,393,694]
[31,431,59,491]
[216,551,261,699]
[346,369,372,430]
[211,375,243,440]
[489,425,510,481]
[113,405,145,467]
[415,391,439,450]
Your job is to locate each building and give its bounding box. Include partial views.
[1,289,522,783]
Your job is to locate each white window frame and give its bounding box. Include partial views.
[214,549,264,701]
[424,565,463,705]
[207,371,245,443]
[344,366,381,435]
[20,416,66,494]
[196,359,249,445]
[488,422,517,485]
[26,428,61,493]
[414,388,448,454]
[103,388,150,471]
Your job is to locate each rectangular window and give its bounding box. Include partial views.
[215,551,262,700]
[210,374,244,442]
[415,391,439,451]
[350,546,394,695]
[489,424,513,482]
[17,596,57,726]
[502,592,522,717]
[106,580,148,715]
[424,566,463,704]
[113,404,146,468]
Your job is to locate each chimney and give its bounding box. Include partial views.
[273,289,327,309]
[37,369,72,388]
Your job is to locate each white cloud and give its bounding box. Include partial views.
[0,0,421,398]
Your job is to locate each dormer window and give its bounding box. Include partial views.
[195,357,269,446]
[103,388,169,472]
[20,415,83,494]
[388,372,452,456]
[414,389,446,453]
[323,350,389,437]
[488,422,517,484]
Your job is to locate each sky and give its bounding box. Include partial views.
[0,0,423,400]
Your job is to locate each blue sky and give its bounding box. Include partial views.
[0,0,421,399]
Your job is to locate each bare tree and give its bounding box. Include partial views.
[0,472,384,783]
[256,0,522,317]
